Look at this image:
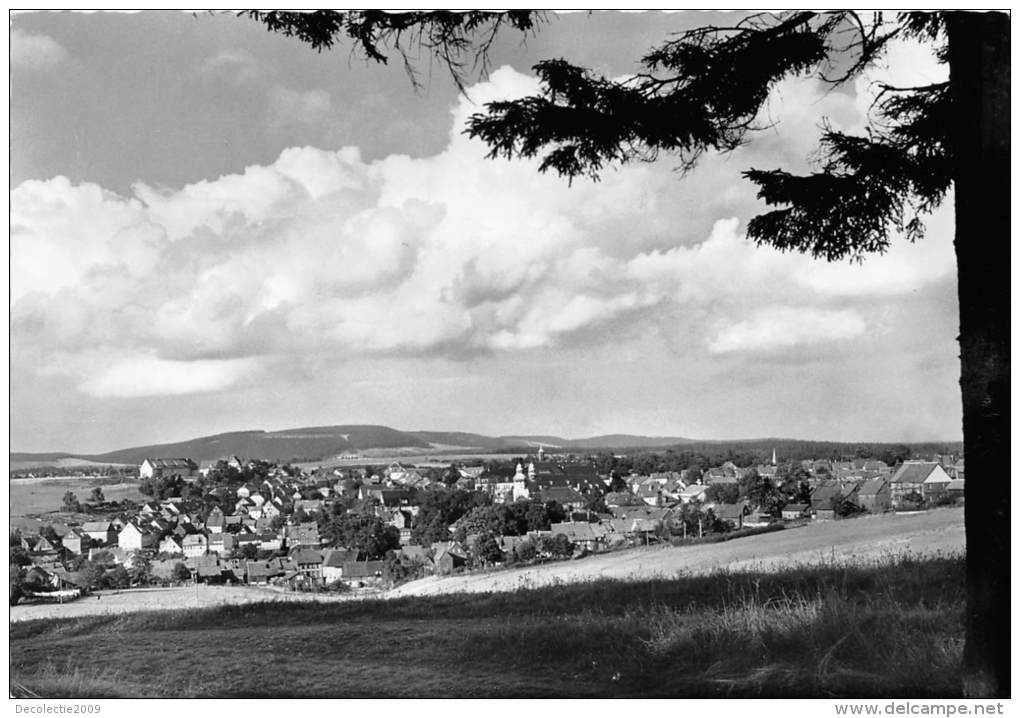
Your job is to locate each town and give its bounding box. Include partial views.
[10,447,966,604]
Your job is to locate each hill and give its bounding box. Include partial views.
[408,431,520,450]
[565,434,695,449]
[496,434,694,449]
[11,425,432,467]
[11,424,962,471]
[10,427,696,466]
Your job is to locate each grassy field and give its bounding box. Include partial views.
[10,553,965,698]
[394,507,965,597]
[10,477,146,518]
[10,584,375,623]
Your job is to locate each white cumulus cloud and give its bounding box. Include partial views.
[708,307,868,354]
[10,65,957,398]
[11,28,68,69]
[80,354,264,398]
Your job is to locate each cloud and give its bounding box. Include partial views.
[198,49,264,84]
[10,65,957,398]
[11,28,68,69]
[708,307,868,354]
[267,87,334,132]
[79,354,263,398]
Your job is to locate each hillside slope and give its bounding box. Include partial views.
[390,508,965,598]
[12,425,431,466]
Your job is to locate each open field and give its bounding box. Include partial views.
[392,507,965,597]
[10,458,133,472]
[10,477,147,518]
[10,584,372,623]
[296,451,525,470]
[10,554,966,698]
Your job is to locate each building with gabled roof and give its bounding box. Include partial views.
[538,486,587,511]
[341,560,388,584]
[182,533,209,557]
[889,461,952,507]
[549,521,608,551]
[856,477,892,513]
[159,535,183,555]
[139,458,197,479]
[82,521,116,546]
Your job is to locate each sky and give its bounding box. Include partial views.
[10,11,962,453]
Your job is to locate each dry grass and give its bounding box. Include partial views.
[10,553,965,698]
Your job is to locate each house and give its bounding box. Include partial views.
[246,560,285,585]
[549,521,607,552]
[187,556,227,584]
[82,521,116,546]
[182,533,208,557]
[715,502,749,530]
[889,462,952,507]
[781,503,810,520]
[31,535,58,554]
[606,517,660,543]
[678,483,708,504]
[205,507,225,534]
[207,533,236,556]
[341,560,388,586]
[810,483,844,520]
[139,458,197,480]
[289,548,324,580]
[922,468,953,500]
[158,535,183,555]
[856,478,892,513]
[705,467,738,485]
[294,499,324,515]
[433,544,469,575]
[538,486,587,512]
[604,491,644,509]
[24,566,63,591]
[62,528,88,554]
[947,478,966,500]
[635,483,666,507]
[389,510,414,545]
[321,548,360,583]
[496,535,526,557]
[285,523,320,549]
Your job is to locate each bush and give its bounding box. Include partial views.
[514,539,537,562]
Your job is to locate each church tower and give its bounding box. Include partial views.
[513,462,530,501]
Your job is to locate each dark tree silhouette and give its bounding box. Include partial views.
[249,10,1007,696]
[244,10,542,91]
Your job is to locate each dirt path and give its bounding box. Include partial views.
[389,508,965,598]
[10,584,372,622]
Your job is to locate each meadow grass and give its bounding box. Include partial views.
[10,552,964,698]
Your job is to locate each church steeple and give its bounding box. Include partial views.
[771,448,777,466]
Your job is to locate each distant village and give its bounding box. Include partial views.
[10,447,965,604]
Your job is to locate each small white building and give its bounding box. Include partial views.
[182,533,208,558]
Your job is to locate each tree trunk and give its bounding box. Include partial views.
[947,11,1010,698]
